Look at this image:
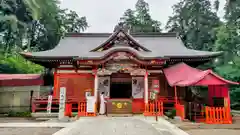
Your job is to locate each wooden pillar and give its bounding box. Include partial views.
[144,70,149,103]
[53,69,57,98]
[94,71,98,101]
[174,86,178,105]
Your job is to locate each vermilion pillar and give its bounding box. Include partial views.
[144,70,149,103]
[174,86,178,105]
[94,71,98,100]
[53,69,57,98]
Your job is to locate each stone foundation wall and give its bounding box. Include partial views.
[0,86,40,113]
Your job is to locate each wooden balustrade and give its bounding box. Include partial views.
[205,106,232,124]
[144,101,163,116]
[31,97,79,113]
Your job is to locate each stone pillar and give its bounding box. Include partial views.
[144,70,149,103]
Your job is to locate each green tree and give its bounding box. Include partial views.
[25,1,89,51]
[61,10,88,33]
[120,0,161,33]
[166,0,221,51]
[0,0,89,52]
[213,0,240,109]
[0,0,89,73]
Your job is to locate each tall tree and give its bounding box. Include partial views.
[166,0,221,51]
[212,0,240,109]
[214,0,240,64]
[0,0,89,73]
[61,10,88,33]
[0,0,89,53]
[120,0,161,33]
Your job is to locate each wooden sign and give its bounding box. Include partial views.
[106,99,132,115]
[152,80,160,93]
[86,96,95,113]
[130,69,146,76]
[58,87,66,119]
[47,95,52,114]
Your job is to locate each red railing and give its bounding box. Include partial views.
[65,101,97,117]
[158,96,175,102]
[158,96,177,111]
[32,96,97,117]
[144,101,163,116]
[205,106,232,124]
[31,97,79,113]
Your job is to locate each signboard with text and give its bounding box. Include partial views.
[58,87,66,119]
[47,95,52,114]
[86,96,95,113]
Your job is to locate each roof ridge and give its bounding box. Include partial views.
[65,32,177,37]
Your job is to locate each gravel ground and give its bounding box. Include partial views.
[0,128,62,135]
[185,129,240,135]
[0,117,42,123]
[168,116,240,135]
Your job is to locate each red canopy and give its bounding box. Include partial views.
[163,63,239,86]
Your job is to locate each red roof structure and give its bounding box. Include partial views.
[163,63,239,86]
[0,74,43,86]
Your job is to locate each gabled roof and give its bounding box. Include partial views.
[163,63,239,86]
[90,29,151,52]
[20,28,223,68]
[21,32,222,59]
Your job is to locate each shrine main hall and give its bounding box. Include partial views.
[22,26,238,123]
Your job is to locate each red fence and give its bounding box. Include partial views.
[144,101,163,116]
[205,106,232,124]
[32,97,60,113]
[32,97,97,117]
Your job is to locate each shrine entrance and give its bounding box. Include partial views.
[110,73,132,99]
[106,73,133,116]
[110,82,132,99]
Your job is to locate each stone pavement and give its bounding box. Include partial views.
[53,116,189,135]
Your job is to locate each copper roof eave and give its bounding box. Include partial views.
[76,56,168,60]
[20,52,78,60]
[166,51,223,59]
[90,29,151,52]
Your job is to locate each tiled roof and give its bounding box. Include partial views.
[0,74,43,86]
[23,32,222,59]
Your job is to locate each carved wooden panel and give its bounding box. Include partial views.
[111,73,132,83]
[55,74,94,101]
[106,99,132,114]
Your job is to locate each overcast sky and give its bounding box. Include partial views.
[60,0,225,33]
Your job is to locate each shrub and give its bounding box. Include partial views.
[165,109,176,119]
[7,111,32,117]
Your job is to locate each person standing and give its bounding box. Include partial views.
[99,92,106,115]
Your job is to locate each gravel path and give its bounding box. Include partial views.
[168,117,240,135]
[0,117,40,123]
[0,127,61,135]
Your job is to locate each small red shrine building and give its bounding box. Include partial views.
[21,26,238,123]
